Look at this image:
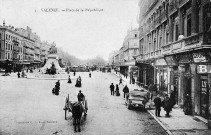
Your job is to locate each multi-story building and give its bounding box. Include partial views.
[108,51,117,67]
[32,33,41,64]
[0,21,52,71]
[40,41,51,62]
[0,21,25,71]
[114,28,139,81]
[135,0,211,126]
[16,27,36,65]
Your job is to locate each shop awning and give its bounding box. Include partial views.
[154,58,167,66]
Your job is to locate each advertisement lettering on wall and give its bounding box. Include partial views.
[197,65,211,73]
[192,52,208,63]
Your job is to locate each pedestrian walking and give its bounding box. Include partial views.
[123,84,129,98]
[115,84,120,96]
[73,71,76,76]
[154,94,162,117]
[110,83,115,96]
[67,75,72,83]
[17,72,20,78]
[119,77,124,86]
[89,72,91,78]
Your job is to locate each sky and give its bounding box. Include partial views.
[0,0,140,61]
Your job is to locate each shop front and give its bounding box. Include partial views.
[154,58,168,93]
[135,61,154,87]
[164,55,178,96]
[197,64,210,119]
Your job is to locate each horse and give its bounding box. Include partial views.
[64,94,88,132]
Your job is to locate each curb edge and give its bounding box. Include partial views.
[147,110,173,135]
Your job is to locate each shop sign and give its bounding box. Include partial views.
[197,65,211,73]
[192,52,207,63]
[164,56,178,66]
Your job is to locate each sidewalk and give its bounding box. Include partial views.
[112,71,211,135]
[148,107,210,135]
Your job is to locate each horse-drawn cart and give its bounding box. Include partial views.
[63,94,88,120]
[63,94,88,132]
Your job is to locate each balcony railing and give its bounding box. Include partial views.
[184,34,200,45]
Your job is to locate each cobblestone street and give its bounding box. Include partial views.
[0,71,167,135]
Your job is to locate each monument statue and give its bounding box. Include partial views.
[49,43,57,54]
[40,42,62,74]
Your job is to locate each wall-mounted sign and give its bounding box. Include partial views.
[192,52,207,63]
[197,65,211,73]
[164,56,178,66]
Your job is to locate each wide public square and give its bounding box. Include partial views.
[0,71,166,135]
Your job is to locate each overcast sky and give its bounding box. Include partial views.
[0,0,139,60]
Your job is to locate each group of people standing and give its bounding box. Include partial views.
[17,70,27,78]
[153,91,176,117]
[110,77,130,98]
[109,83,120,96]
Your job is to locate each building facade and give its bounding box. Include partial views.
[0,21,52,71]
[135,0,211,127]
[114,28,139,82]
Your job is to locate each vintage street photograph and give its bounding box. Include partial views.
[0,0,211,135]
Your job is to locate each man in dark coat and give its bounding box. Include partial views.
[110,83,115,96]
[123,84,129,98]
[77,90,84,102]
[162,94,172,117]
[154,94,162,117]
